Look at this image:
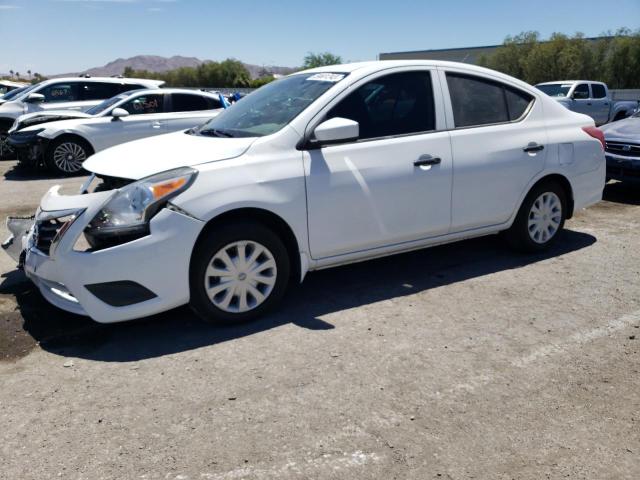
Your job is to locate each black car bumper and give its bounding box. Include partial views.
[606,154,640,183]
[8,131,49,168]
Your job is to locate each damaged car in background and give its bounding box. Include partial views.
[2,61,605,326]
[8,88,227,175]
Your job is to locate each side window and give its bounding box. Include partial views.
[39,83,80,102]
[121,94,165,115]
[446,74,509,127]
[119,83,146,94]
[82,82,121,101]
[591,84,606,99]
[171,94,214,112]
[327,71,435,140]
[573,83,590,99]
[505,87,534,120]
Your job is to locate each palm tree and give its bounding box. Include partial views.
[15,72,20,80]
[27,69,31,79]
[9,69,14,79]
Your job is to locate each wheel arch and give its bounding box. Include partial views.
[190,207,303,283]
[522,173,575,220]
[46,132,96,156]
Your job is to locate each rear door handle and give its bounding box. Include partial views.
[152,122,163,128]
[523,143,544,153]
[414,154,441,167]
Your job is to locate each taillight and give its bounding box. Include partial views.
[582,126,605,150]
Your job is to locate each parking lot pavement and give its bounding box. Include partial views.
[0,158,639,480]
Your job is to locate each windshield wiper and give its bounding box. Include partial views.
[198,128,235,138]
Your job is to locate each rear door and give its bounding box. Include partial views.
[442,70,546,231]
[589,83,609,125]
[166,93,223,131]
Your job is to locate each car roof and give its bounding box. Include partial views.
[536,80,606,85]
[40,77,164,86]
[123,88,221,97]
[298,60,540,94]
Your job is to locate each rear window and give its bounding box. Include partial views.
[591,84,606,99]
[446,73,533,128]
[121,94,165,114]
[171,93,219,112]
[82,82,122,101]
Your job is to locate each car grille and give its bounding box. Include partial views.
[34,218,66,255]
[605,141,640,158]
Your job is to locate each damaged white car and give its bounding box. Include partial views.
[2,61,606,325]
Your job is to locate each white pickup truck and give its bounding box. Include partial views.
[535,80,638,126]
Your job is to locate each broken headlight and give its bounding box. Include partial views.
[84,167,197,247]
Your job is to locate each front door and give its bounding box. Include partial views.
[304,70,452,259]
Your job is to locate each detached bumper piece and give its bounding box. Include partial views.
[85,281,157,307]
[2,216,35,265]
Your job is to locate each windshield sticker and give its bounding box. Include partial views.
[306,73,346,83]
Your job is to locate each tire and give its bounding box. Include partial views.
[189,222,290,325]
[45,136,93,176]
[505,181,567,253]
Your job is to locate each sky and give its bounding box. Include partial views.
[0,0,638,75]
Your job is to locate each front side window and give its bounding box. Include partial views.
[326,71,436,140]
[82,82,121,101]
[195,72,346,138]
[591,84,606,99]
[573,83,590,99]
[447,73,533,128]
[39,82,80,102]
[171,93,216,112]
[121,94,165,115]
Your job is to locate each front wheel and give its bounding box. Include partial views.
[45,137,92,176]
[505,181,567,252]
[189,222,290,324]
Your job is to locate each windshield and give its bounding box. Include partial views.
[3,84,38,101]
[85,93,132,116]
[536,83,572,97]
[194,72,347,138]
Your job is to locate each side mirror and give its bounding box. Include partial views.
[25,93,45,104]
[111,107,130,119]
[313,117,359,145]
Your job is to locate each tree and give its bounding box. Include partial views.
[303,52,343,69]
[479,29,640,88]
[27,69,31,79]
[9,70,13,79]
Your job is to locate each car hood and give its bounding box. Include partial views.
[11,109,93,132]
[600,117,640,139]
[84,130,258,180]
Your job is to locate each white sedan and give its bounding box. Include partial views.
[8,88,225,175]
[3,60,605,324]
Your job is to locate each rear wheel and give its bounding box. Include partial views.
[189,222,290,324]
[45,137,92,176]
[505,181,567,252]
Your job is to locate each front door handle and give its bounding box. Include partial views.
[523,143,544,153]
[152,122,162,129]
[414,154,441,167]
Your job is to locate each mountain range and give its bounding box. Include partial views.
[56,55,297,79]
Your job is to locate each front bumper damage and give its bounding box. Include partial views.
[8,131,49,168]
[2,185,204,323]
[606,153,640,183]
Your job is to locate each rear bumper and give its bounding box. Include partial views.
[606,153,640,183]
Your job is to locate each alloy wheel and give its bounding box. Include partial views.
[52,142,87,173]
[204,240,278,313]
[527,192,562,244]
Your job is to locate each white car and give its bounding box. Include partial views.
[2,61,606,325]
[0,76,164,159]
[8,88,226,175]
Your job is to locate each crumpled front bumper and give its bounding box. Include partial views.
[3,185,204,323]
